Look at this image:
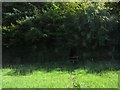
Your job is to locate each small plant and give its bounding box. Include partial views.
[71,71,81,88]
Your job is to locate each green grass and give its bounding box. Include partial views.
[0,69,2,89]
[2,61,120,88]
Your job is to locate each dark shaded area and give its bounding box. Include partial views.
[69,46,79,64]
[3,60,120,76]
[2,2,120,65]
[2,45,120,65]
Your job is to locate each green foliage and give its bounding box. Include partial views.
[2,2,119,63]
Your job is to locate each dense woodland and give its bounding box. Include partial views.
[2,2,120,64]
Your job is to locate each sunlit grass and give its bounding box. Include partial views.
[0,69,2,89]
[2,61,120,88]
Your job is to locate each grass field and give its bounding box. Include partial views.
[2,60,120,88]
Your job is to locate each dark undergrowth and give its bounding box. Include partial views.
[2,59,120,76]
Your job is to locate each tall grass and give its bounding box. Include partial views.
[2,60,120,88]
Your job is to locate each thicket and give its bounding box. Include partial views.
[2,2,120,64]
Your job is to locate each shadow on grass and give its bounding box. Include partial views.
[2,60,120,76]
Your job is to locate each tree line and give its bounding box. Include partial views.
[2,2,120,64]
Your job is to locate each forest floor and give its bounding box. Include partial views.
[2,60,120,88]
